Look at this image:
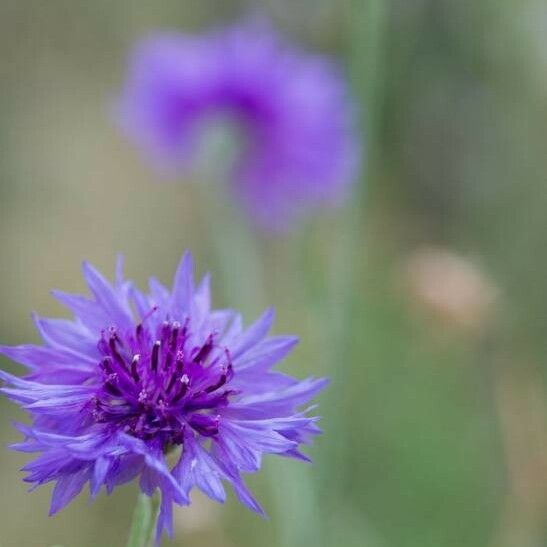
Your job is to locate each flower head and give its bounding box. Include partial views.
[117,20,360,230]
[0,252,327,543]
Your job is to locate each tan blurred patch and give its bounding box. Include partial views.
[403,247,498,333]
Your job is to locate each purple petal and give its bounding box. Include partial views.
[173,433,226,503]
[222,467,265,516]
[0,370,95,406]
[148,277,170,309]
[131,285,152,320]
[219,313,243,346]
[0,344,95,371]
[90,456,111,498]
[191,273,211,321]
[221,420,297,454]
[230,308,275,359]
[82,261,133,331]
[51,290,109,333]
[105,455,144,492]
[32,314,98,356]
[171,251,194,315]
[115,254,125,288]
[230,377,329,417]
[139,464,157,496]
[49,467,91,515]
[282,448,313,463]
[229,371,297,398]
[233,335,299,371]
[24,393,93,414]
[118,434,187,504]
[26,368,95,385]
[155,491,174,544]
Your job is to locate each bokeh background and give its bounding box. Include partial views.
[1,1,547,546]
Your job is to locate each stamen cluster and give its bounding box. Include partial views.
[93,318,233,445]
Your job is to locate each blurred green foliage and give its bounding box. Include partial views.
[1,1,547,546]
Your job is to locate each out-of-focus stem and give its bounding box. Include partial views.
[197,124,266,318]
[320,0,388,464]
[206,192,266,318]
[310,3,389,546]
[354,0,388,159]
[490,365,547,547]
[203,179,323,546]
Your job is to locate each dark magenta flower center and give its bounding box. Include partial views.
[90,314,234,446]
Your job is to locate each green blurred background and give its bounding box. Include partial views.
[1,1,547,546]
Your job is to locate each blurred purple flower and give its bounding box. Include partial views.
[0,252,327,543]
[117,21,360,230]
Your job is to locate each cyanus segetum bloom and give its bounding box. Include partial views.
[117,21,360,230]
[0,253,326,542]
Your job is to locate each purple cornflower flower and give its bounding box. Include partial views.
[0,252,327,543]
[117,20,360,230]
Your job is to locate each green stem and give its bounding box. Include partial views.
[207,194,266,317]
[196,122,266,318]
[311,2,389,545]
[126,493,160,547]
[203,179,321,547]
[353,0,388,157]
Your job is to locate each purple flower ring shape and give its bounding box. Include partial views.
[0,252,327,542]
[117,21,361,230]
